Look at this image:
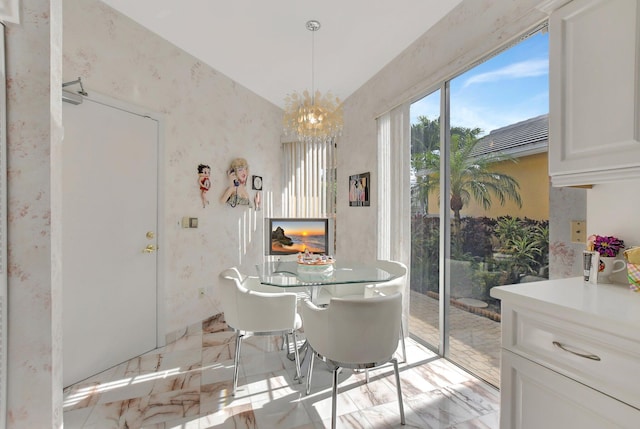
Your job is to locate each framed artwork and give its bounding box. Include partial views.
[349,172,370,207]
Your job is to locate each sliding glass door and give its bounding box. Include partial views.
[409,89,441,349]
[409,28,549,386]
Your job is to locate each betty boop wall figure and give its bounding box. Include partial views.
[220,158,252,208]
[197,164,211,208]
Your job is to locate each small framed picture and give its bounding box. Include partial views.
[349,172,370,207]
[252,175,263,190]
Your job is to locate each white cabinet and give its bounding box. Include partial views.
[501,350,639,429]
[548,0,640,186]
[491,278,640,428]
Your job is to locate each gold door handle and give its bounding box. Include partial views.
[143,244,158,253]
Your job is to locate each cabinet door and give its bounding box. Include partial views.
[500,350,639,429]
[549,0,640,186]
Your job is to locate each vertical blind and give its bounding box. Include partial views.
[281,140,336,218]
[377,104,411,264]
[0,24,7,426]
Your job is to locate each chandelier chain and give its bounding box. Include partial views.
[311,24,315,101]
[307,20,320,103]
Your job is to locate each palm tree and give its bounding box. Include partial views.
[411,115,440,154]
[411,118,522,255]
[411,116,440,214]
[411,149,439,214]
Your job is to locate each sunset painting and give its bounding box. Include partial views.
[270,218,328,254]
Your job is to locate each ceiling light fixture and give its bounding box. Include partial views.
[283,20,343,143]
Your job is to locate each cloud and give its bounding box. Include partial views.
[462,59,548,88]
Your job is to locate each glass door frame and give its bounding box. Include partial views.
[438,81,452,357]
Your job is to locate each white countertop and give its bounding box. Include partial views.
[491,277,640,338]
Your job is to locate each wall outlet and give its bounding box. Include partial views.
[571,220,586,243]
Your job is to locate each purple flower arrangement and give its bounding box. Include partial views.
[587,235,625,257]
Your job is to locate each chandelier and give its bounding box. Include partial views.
[283,20,343,143]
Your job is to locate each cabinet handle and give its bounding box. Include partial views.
[552,341,601,361]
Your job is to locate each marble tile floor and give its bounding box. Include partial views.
[63,314,500,428]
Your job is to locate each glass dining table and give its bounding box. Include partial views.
[255,259,398,303]
[256,259,399,367]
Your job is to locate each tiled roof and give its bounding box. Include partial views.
[472,114,548,157]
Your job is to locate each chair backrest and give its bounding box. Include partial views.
[375,259,408,279]
[219,267,299,333]
[219,268,243,329]
[326,293,401,365]
[365,260,408,298]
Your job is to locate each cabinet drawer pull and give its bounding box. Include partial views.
[552,341,601,361]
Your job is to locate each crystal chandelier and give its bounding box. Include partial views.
[283,20,343,143]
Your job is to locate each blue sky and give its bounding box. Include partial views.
[410,31,549,136]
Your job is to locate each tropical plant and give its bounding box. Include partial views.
[411,116,441,214]
[410,214,440,294]
[494,216,523,252]
[491,216,549,281]
[460,216,494,258]
[411,115,440,154]
[411,117,523,255]
[506,235,543,278]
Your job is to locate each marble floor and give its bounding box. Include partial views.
[63,314,500,428]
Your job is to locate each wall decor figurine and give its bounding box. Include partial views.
[349,172,370,207]
[197,164,211,208]
[254,191,261,211]
[220,157,252,208]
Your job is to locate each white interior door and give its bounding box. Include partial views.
[62,96,159,387]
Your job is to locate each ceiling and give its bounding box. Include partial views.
[99,0,464,108]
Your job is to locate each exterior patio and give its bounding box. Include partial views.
[409,290,501,387]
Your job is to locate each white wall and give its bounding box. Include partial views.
[586,180,640,246]
[5,0,63,426]
[63,0,284,335]
[587,181,640,279]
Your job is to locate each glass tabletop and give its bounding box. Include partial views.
[256,260,397,287]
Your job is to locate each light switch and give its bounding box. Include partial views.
[181,217,198,228]
[571,220,586,243]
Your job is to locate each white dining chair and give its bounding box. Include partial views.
[364,259,408,363]
[301,293,405,428]
[225,266,285,294]
[219,268,303,395]
[315,260,408,362]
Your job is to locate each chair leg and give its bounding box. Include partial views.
[232,332,244,396]
[400,322,407,363]
[331,367,340,429]
[291,331,302,383]
[305,348,315,395]
[392,358,406,425]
